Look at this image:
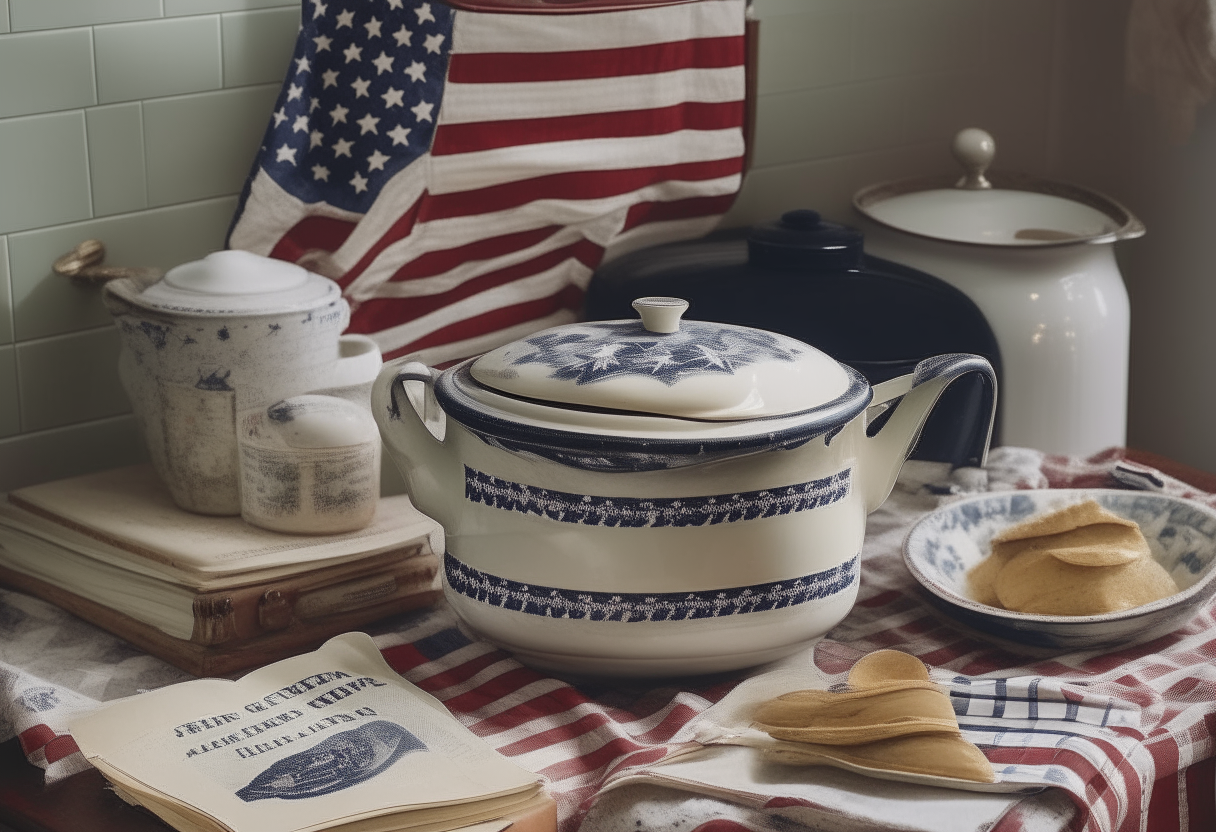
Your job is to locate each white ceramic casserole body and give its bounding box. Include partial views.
[373,307,996,676]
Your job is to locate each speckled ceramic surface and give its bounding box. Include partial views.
[903,489,1216,650]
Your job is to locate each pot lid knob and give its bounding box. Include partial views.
[952,128,995,191]
[631,296,689,333]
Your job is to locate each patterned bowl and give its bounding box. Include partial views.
[903,489,1216,651]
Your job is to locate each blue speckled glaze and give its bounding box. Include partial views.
[463,466,851,527]
[507,320,805,386]
[444,552,859,622]
[903,489,1216,650]
[434,363,873,473]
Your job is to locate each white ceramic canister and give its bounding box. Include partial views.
[238,395,381,534]
[103,250,382,516]
[373,298,997,676]
[853,128,1144,457]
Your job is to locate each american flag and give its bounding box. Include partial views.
[227,0,748,365]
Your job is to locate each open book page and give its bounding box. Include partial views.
[3,465,441,580]
[70,633,543,832]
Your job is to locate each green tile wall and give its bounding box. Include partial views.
[0,112,92,235]
[0,28,96,119]
[9,0,160,32]
[15,325,128,431]
[86,103,148,217]
[95,17,223,104]
[0,237,11,344]
[0,346,17,437]
[0,0,1063,491]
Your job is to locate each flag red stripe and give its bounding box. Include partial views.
[338,194,424,288]
[268,215,357,264]
[432,101,745,155]
[443,667,554,715]
[380,642,429,674]
[42,735,81,764]
[447,36,745,84]
[621,193,739,231]
[349,239,602,334]
[475,686,601,735]
[391,225,563,281]
[383,285,585,360]
[18,724,56,755]
[537,736,647,780]
[983,745,1126,819]
[412,650,511,694]
[496,712,614,756]
[419,157,743,222]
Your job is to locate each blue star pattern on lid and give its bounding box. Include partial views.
[509,321,806,386]
[257,0,454,214]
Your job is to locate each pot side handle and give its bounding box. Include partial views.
[371,359,457,527]
[859,354,997,513]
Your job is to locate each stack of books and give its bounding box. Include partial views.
[0,465,442,675]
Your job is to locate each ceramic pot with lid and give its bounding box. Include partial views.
[104,250,382,516]
[854,128,1144,457]
[372,298,996,676]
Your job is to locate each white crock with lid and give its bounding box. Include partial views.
[372,298,997,676]
[104,250,381,516]
[853,128,1143,457]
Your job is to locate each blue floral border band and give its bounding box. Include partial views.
[444,552,860,622]
[463,467,852,528]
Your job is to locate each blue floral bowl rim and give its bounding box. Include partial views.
[901,488,1216,625]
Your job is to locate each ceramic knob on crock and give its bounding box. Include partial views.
[631,296,689,333]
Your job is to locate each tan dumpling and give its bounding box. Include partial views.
[994,548,1179,615]
[992,499,1137,544]
[765,731,996,783]
[994,522,1149,567]
[968,547,1016,607]
[754,687,959,745]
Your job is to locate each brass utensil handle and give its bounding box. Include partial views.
[53,239,163,284]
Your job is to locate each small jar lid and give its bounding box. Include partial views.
[117,250,340,316]
[853,128,1144,247]
[246,395,379,450]
[469,297,853,421]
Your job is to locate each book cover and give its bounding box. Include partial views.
[69,633,549,832]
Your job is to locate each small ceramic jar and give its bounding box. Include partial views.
[238,395,381,535]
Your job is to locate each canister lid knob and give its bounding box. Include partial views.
[632,297,689,333]
[953,128,995,190]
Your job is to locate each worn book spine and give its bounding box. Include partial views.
[189,546,435,644]
[0,556,442,676]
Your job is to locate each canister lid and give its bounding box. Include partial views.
[468,297,854,421]
[120,250,340,315]
[853,128,1144,247]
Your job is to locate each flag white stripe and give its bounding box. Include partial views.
[330,160,430,273]
[345,174,740,299]
[365,225,597,300]
[228,168,362,256]
[602,214,729,262]
[436,67,745,124]
[403,309,578,365]
[369,261,593,352]
[428,129,745,194]
[451,0,745,55]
